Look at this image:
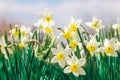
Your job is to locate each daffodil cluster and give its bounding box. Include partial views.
[0,9,120,80]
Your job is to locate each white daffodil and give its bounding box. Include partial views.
[9,25,19,37]
[34,20,44,30]
[0,36,13,59]
[39,9,55,26]
[86,17,104,32]
[103,38,119,57]
[69,39,82,52]
[69,40,78,48]
[85,36,101,56]
[20,25,31,38]
[68,17,82,32]
[61,27,72,39]
[51,44,72,68]
[64,55,86,77]
[43,25,57,38]
[112,18,120,33]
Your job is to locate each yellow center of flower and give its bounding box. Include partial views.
[69,41,77,47]
[56,52,64,60]
[19,43,24,48]
[87,44,96,52]
[45,26,52,33]
[21,31,26,37]
[70,24,77,31]
[62,31,70,39]
[45,15,52,22]
[92,21,98,29]
[105,45,113,53]
[12,29,19,36]
[70,63,78,72]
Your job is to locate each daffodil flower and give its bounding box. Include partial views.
[0,36,13,59]
[85,36,101,56]
[112,18,120,34]
[9,25,19,37]
[39,9,55,26]
[64,55,86,77]
[34,20,44,30]
[51,44,72,68]
[86,17,104,32]
[68,17,82,32]
[69,39,82,52]
[61,27,71,39]
[20,25,31,38]
[103,38,119,57]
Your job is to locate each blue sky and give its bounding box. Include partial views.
[0,0,120,28]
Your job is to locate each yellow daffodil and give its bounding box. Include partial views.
[51,44,72,68]
[64,55,86,77]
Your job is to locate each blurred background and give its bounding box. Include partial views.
[0,0,120,34]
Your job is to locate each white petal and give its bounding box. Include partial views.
[115,43,120,50]
[51,48,58,55]
[51,57,58,63]
[80,50,86,57]
[109,38,115,45]
[49,20,55,26]
[92,17,97,22]
[67,60,72,65]
[78,58,86,66]
[111,52,118,57]
[76,20,81,26]
[59,60,65,68]
[72,55,78,64]
[86,22,92,27]
[105,52,111,56]
[79,67,86,75]
[64,48,72,56]
[57,44,63,51]
[64,66,71,73]
[104,38,109,46]
[73,71,79,77]
[1,47,5,53]
[96,47,103,52]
